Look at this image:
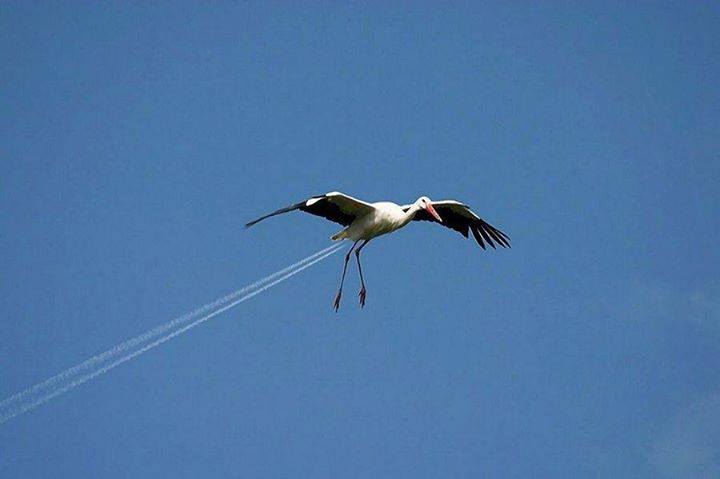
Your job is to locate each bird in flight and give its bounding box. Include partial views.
[246,191,510,311]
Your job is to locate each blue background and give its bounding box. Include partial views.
[2,3,719,477]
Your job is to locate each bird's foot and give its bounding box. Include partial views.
[333,290,342,313]
[359,287,367,308]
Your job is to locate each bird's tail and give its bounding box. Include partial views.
[331,229,349,241]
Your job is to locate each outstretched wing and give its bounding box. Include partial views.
[245,191,376,228]
[406,200,510,250]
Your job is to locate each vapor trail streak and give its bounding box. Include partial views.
[0,244,343,425]
[0,244,340,413]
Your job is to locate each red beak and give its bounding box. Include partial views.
[425,203,443,222]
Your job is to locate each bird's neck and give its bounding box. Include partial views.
[401,203,422,224]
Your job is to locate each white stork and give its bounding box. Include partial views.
[246,191,510,311]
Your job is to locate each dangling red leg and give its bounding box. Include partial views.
[333,241,359,312]
[355,240,370,308]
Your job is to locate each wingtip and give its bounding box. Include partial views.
[470,226,487,250]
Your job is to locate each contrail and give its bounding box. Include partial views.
[0,243,343,425]
[0,243,340,413]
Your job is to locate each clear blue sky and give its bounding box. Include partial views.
[1,3,719,477]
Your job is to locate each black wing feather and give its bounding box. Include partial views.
[299,197,356,226]
[245,200,308,228]
[470,226,487,250]
[485,223,510,248]
[245,194,358,228]
[477,225,496,249]
[410,203,511,250]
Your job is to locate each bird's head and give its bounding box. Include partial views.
[416,196,443,222]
